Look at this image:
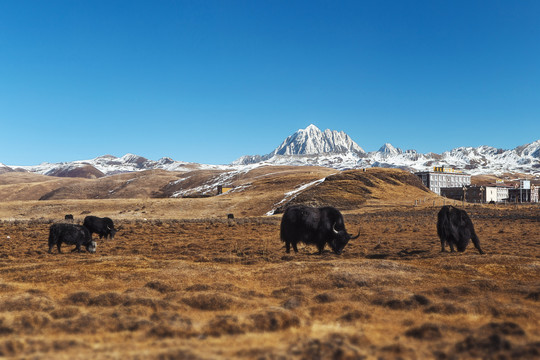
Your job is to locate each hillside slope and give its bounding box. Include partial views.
[0,167,437,219]
[272,168,431,213]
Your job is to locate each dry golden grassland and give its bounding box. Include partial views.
[0,168,538,359]
[0,205,538,359]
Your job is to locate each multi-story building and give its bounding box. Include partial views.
[415,167,471,195]
[484,182,511,203]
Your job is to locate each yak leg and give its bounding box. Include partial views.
[71,245,81,253]
[57,243,62,254]
[292,242,298,253]
[440,238,446,252]
[285,241,291,253]
[472,240,485,254]
[471,233,484,254]
[448,225,460,252]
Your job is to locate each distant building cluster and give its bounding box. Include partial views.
[415,167,539,203]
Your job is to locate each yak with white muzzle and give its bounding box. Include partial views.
[48,223,97,254]
[280,205,360,255]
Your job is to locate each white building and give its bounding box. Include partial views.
[485,185,510,203]
[415,167,471,195]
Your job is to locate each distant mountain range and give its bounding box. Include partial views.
[2,124,539,177]
[0,154,223,178]
[233,125,540,176]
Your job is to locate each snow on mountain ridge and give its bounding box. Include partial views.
[272,124,365,156]
[14,154,229,177]
[233,126,540,175]
[378,143,403,155]
[0,163,14,174]
[6,126,540,176]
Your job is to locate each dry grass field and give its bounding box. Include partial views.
[0,168,539,359]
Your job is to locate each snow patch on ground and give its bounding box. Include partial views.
[266,178,326,216]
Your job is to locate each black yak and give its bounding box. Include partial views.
[437,205,484,254]
[83,216,118,240]
[48,223,97,254]
[280,205,359,255]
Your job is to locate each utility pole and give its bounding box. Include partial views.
[480,186,485,204]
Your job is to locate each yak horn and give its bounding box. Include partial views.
[350,228,361,240]
[333,223,339,234]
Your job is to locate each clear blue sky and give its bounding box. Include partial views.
[1,1,539,165]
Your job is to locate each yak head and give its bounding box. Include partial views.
[456,239,470,252]
[86,240,97,254]
[107,226,117,240]
[329,223,360,255]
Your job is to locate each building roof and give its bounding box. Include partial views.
[484,183,513,188]
[414,170,469,175]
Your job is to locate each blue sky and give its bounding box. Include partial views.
[1,1,539,165]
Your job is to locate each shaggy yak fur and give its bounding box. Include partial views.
[48,223,97,254]
[83,216,118,240]
[280,205,359,255]
[437,205,484,254]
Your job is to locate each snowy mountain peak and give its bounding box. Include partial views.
[515,140,540,157]
[119,153,149,165]
[5,127,540,177]
[232,126,540,174]
[304,124,320,133]
[96,154,117,160]
[272,124,365,156]
[0,163,14,174]
[378,143,402,155]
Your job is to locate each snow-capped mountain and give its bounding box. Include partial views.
[273,124,365,156]
[378,143,402,155]
[13,154,228,178]
[0,163,15,174]
[5,125,540,177]
[234,124,365,165]
[233,125,540,175]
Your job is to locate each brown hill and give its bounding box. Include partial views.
[46,164,105,178]
[0,172,87,201]
[273,168,431,213]
[0,164,15,174]
[0,167,440,220]
[38,169,184,200]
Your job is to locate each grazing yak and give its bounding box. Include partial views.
[48,223,97,254]
[437,205,484,254]
[83,216,118,240]
[280,205,359,255]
